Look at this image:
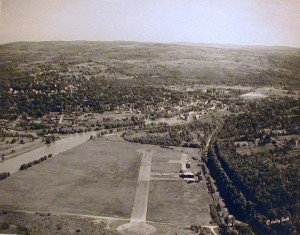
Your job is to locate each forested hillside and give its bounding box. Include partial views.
[206,98,300,235]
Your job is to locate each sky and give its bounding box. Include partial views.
[0,0,300,47]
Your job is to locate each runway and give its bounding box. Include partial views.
[117,149,156,234]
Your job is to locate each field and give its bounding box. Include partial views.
[0,135,213,234]
[0,137,44,161]
[0,138,140,217]
[148,181,211,225]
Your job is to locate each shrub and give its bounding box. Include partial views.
[0,172,10,180]
[189,143,200,148]
[20,164,28,170]
[0,222,10,229]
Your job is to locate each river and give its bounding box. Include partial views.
[0,131,98,175]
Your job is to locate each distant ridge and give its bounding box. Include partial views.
[1,40,299,50]
[172,42,298,50]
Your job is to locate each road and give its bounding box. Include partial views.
[58,114,64,124]
[206,127,219,149]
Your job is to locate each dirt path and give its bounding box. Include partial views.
[58,114,64,124]
[203,225,218,235]
[6,209,128,222]
[0,210,119,235]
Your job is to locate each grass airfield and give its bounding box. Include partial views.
[0,135,213,234]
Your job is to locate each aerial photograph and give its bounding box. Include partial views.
[0,0,299,234]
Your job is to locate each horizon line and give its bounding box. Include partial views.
[0,39,299,49]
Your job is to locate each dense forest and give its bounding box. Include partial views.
[206,98,300,235]
[124,120,216,147]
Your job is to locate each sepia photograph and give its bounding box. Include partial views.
[0,1,299,234]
